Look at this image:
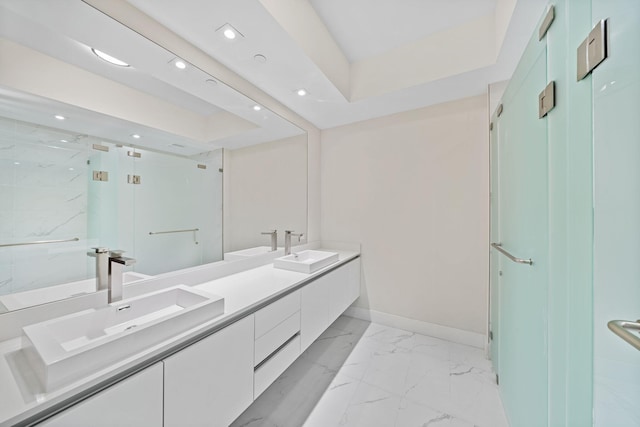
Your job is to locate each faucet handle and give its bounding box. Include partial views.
[109,249,126,258]
[261,230,277,235]
[87,247,109,257]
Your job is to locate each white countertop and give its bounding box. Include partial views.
[0,245,359,426]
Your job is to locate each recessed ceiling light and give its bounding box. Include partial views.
[60,139,68,143]
[253,54,267,64]
[217,23,244,41]
[14,162,20,165]
[205,79,218,86]
[296,89,307,97]
[253,105,262,111]
[131,134,141,139]
[54,115,65,120]
[68,167,75,171]
[91,48,129,67]
[174,60,187,70]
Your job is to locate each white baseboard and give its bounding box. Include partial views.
[343,306,487,349]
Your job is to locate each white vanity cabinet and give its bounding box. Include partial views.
[29,256,360,427]
[39,363,163,427]
[301,258,360,351]
[163,315,255,427]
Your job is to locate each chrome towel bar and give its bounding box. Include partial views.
[149,228,199,235]
[490,242,533,265]
[608,320,640,351]
[0,237,80,248]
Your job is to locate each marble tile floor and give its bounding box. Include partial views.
[231,316,508,427]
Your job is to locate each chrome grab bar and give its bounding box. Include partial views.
[149,228,199,235]
[490,243,533,265]
[608,320,640,351]
[0,237,80,248]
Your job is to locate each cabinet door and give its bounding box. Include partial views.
[163,315,254,427]
[328,259,360,323]
[39,363,163,427]
[300,274,330,351]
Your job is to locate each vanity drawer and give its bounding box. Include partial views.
[254,290,300,338]
[255,311,300,365]
[254,334,301,398]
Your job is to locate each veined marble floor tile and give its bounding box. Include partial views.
[231,316,507,427]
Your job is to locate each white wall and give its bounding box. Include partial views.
[224,134,308,253]
[320,95,489,334]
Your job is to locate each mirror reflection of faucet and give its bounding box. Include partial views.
[261,229,278,251]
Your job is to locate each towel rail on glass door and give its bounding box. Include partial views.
[149,228,199,244]
[0,237,80,248]
[490,242,533,265]
[608,320,640,351]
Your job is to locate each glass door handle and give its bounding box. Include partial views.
[608,320,640,351]
[490,243,533,265]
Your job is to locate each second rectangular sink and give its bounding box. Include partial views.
[274,250,339,274]
[22,285,224,391]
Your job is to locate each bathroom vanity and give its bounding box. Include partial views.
[0,243,360,427]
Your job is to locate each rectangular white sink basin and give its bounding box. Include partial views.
[224,246,278,261]
[274,250,339,274]
[22,285,224,391]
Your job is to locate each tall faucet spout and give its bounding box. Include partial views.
[108,250,136,303]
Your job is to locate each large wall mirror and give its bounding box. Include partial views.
[0,0,308,312]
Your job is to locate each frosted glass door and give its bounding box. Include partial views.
[489,110,500,373]
[495,38,548,427]
[592,1,640,425]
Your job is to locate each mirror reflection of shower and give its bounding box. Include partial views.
[0,113,223,305]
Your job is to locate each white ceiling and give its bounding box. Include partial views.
[308,0,498,62]
[125,0,549,129]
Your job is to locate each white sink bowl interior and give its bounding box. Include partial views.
[22,285,224,391]
[273,250,339,274]
[224,246,277,261]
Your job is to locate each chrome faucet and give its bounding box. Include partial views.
[261,229,278,251]
[108,250,136,303]
[284,230,304,255]
[87,247,110,292]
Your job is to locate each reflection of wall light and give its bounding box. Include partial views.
[92,48,129,67]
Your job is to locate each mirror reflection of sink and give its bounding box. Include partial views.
[274,250,339,274]
[21,285,224,391]
[0,272,153,311]
[224,246,279,261]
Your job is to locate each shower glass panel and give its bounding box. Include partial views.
[592,0,640,424]
[495,34,549,426]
